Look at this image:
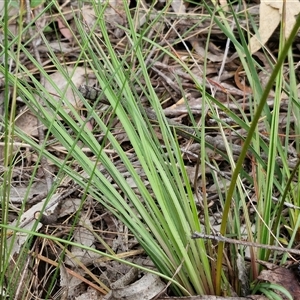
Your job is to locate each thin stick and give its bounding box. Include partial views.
[192,232,300,256]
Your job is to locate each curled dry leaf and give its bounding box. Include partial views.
[44,66,91,113]
[57,17,74,42]
[7,193,61,256]
[104,0,127,38]
[249,0,300,54]
[10,180,48,204]
[257,261,300,299]
[170,0,186,14]
[15,110,39,137]
[58,198,82,217]
[65,216,99,267]
[60,267,85,299]
[107,272,166,300]
[81,6,97,29]
[75,286,101,300]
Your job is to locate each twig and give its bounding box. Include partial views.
[192,232,300,256]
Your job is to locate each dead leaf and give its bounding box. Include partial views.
[190,39,225,62]
[81,6,97,29]
[57,17,73,42]
[15,109,39,137]
[75,286,101,300]
[65,216,99,267]
[249,0,300,54]
[269,0,300,39]
[60,267,85,298]
[257,261,300,299]
[249,2,280,54]
[171,0,186,14]
[10,180,48,203]
[7,193,61,256]
[44,66,90,113]
[104,0,127,38]
[109,272,165,300]
[58,198,82,217]
[219,0,228,12]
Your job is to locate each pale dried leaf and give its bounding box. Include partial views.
[44,66,89,111]
[57,17,73,42]
[15,110,39,137]
[77,217,95,247]
[7,193,60,256]
[75,287,101,300]
[81,6,97,28]
[65,217,99,267]
[10,180,48,203]
[219,0,229,12]
[171,0,186,14]
[268,0,300,39]
[249,1,280,54]
[285,4,300,39]
[109,273,165,300]
[59,198,82,217]
[60,267,85,298]
[249,0,300,54]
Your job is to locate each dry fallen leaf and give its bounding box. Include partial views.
[58,198,82,217]
[15,110,39,137]
[269,0,300,40]
[57,17,73,42]
[75,286,101,300]
[80,6,97,29]
[249,0,300,54]
[104,0,127,38]
[7,193,61,256]
[257,261,300,299]
[65,216,99,267]
[44,66,91,113]
[171,0,186,14]
[10,180,48,203]
[108,272,166,300]
[219,0,228,12]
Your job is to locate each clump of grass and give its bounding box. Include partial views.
[1,0,300,298]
